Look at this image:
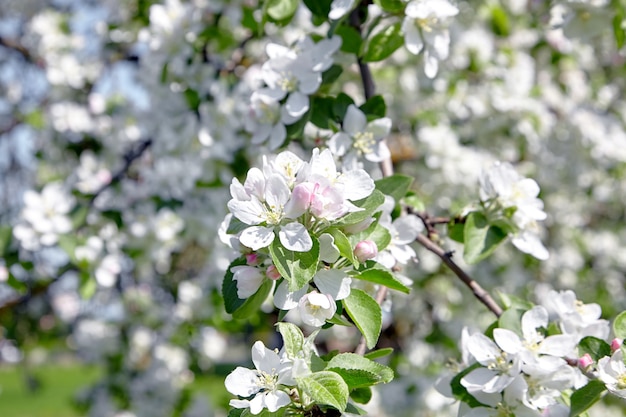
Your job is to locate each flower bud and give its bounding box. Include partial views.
[265,265,281,280]
[611,338,623,352]
[246,253,260,266]
[354,240,378,262]
[578,353,593,369]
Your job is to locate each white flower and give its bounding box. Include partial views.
[230,265,265,298]
[479,161,549,260]
[13,182,75,251]
[246,92,287,150]
[298,291,337,327]
[461,333,521,394]
[375,210,423,269]
[328,105,392,168]
[401,0,459,78]
[225,341,294,414]
[493,306,577,368]
[539,290,610,342]
[597,350,626,399]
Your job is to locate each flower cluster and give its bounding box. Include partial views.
[447,289,614,416]
[245,36,342,149]
[478,161,549,260]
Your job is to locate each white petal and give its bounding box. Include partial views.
[337,169,375,201]
[268,123,287,150]
[493,328,522,355]
[274,281,308,310]
[343,105,367,135]
[252,340,282,374]
[285,92,309,118]
[327,132,352,157]
[264,390,291,412]
[522,306,548,341]
[225,367,260,397]
[318,233,340,263]
[279,222,312,252]
[402,19,424,55]
[423,49,439,78]
[314,269,351,300]
[240,226,275,250]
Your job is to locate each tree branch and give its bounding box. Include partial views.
[89,138,153,206]
[413,232,503,317]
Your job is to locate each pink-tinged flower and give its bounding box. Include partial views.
[611,338,623,352]
[265,265,281,280]
[354,240,378,262]
[597,350,626,399]
[578,353,593,369]
[225,341,294,414]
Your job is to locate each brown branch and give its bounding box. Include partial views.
[0,36,43,66]
[413,232,503,317]
[89,138,152,206]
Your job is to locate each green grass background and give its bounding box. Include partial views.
[0,364,229,417]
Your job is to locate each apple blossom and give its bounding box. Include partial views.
[298,291,337,327]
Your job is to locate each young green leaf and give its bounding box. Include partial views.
[578,336,612,362]
[373,0,405,13]
[343,289,382,350]
[335,190,385,226]
[359,95,387,121]
[298,371,349,412]
[327,352,394,388]
[269,236,320,291]
[349,220,391,253]
[374,174,413,202]
[327,228,357,266]
[463,211,508,264]
[364,347,394,360]
[222,257,248,314]
[361,22,404,62]
[266,0,299,21]
[276,322,305,359]
[613,310,626,339]
[335,25,363,54]
[354,267,410,294]
[569,380,606,417]
[232,279,274,319]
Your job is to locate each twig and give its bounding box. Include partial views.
[414,233,503,317]
[0,36,43,66]
[89,138,153,206]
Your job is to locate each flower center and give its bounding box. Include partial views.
[353,131,375,155]
[264,204,284,225]
[279,72,298,93]
[258,101,280,125]
[617,373,626,390]
[416,16,439,32]
[487,352,513,373]
[257,369,279,391]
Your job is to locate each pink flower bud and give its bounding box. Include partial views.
[354,240,378,262]
[578,353,593,369]
[265,265,281,280]
[611,338,623,352]
[246,253,260,266]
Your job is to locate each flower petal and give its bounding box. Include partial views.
[279,222,312,252]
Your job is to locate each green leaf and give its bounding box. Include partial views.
[350,219,391,253]
[333,92,355,120]
[335,190,385,226]
[327,353,394,388]
[266,0,298,21]
[269,236,320,291]
[335,25,363,54]
[350,387,372,404]
[447,221,464,243]
[359,95,387,120]
[364,347,394,360]
[327,228,356,266]
[403,193,425,212]
[302,0,332,18]
[498,308,524,336]
[373,0,405,13]
[343,289,382,350]
[310,96,335,129]
[0,226,12,255]
[226,216,249,235]
[450,363,490,408]
[321,64,343,87]
[498,292,534,311]
[222,257,248,314]
[569,380,606,417]
[232,279,274,319]
[345,402,368,415]
[298,371,349,412]
[375,174,413,202]
[276,322,305,358]
[613,310,626,339]
[463,211,508,264]
[362,22,404,62]
[614,8,625,49]
[490,5,510,36]
[354,267,410,294]
[578,336,612,362]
